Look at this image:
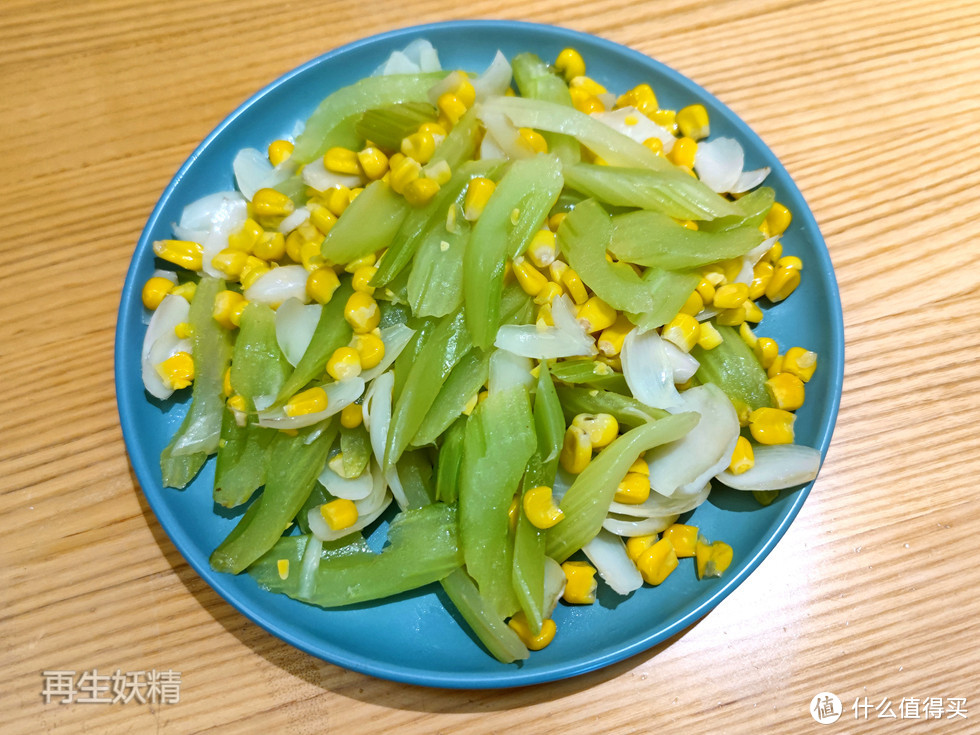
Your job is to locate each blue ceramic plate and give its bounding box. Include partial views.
[115,20,843,688]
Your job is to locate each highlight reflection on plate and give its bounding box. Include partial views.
[115,20,843,688]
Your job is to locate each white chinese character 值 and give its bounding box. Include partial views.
[900,697,921,719]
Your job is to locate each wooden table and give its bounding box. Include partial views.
[4,1,979,732]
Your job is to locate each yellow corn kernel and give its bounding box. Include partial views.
[626,534,658,563]
[284,230,304,262]
[548,212,567,231]
[695,277,716,305]
[636,538,679,586]
[507,612,556,650]
[662,524,699,558]
[560,424,593,474]
[221,367,234,399]
[717,258,743,284]
[227,218,264,253]
[323,147,361,175]
[512,256,548,297]
[250,232,284,262]
[320,498,358,531]
[572,412,619,448]
[741,298,764,323]
[212,290,248,330]
[679,289,704,317]
[697,321,723,350]
[696,537,733,579]
[767,354,785,380]
[778,255,803,271]
[569,86,605,114]
[553,269,585,308]
[340,401,364,429]
[350,332,386,370]
[285,386,329,418]
[404,177,440,207]
[676,104,710,141]
[616,83,658,115]
[667,137,697,168]
[226,393,247,414]
[153,239,203,271]
[715,306,746,327]
[627,454,648,475]
[554,47,585,81]
[783,346,818,383]
[526,229,557,269]
[355,146,388,180]
[748,260,774,300]
[306,267,340,304]
[569,75,607,96]
[642,136,664,156]
[320,186,351,218]
[345,266,375,296]
[651,109,678,134]
[437,92,467,125]
[548,258,568,283]
[765,201,792,236]
[251,188,295,219]
[597,313,633,356]
[535,302,554,327]
[766,265,801,302]
[765,239,783,264]
[424,161,452,189]
[766,372,805,411]
[576,296,617,333]
[174,322,192,340]
[309,205,337,236]
[299,240,325,272]
[268,139,294,167]
[561,561,598,604]
[713,282,749,310]
[522,485,564,530]
[728,436,755,475]
[400,131,436,165]
[344,291,380,333]
[662,313,701,352]
[614,472,650,504]
[156,351,194,390]
[749,407,796,445]
[739,322,757,349]
[753,337,779,369]
[518,127,548,154]
[141,276,175,310]
[344,253,376,273]
[171,281,196,302]
[326,346,362,381]
[272,558,290,580]
[463,177,496,221]
[211,248,249,279]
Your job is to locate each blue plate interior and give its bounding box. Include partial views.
[115,20,844,688]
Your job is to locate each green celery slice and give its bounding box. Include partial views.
[434,417,467,504]
[320,180,409,265]
[691,325,772,415]
[699,186,775,232]
[463,154,563,349]
[610,209,765,269]
[546,413,699,562]
[213,414,276,508]
[247,533,372,592]
[563,163,742,221]
[624,267,701,332]
[291,72,447,164]
[459,386,537,619]
[554,384,667,428]
[510,53,580,165]
[354,101,438,151]
[230,302,291,409]
[440,568,529,663]
[161,276,232,487]
[340,423,371,479]
[547,359,630,393]
[407,206,470,318]
[210,422,334,574]
[412,348,490,447]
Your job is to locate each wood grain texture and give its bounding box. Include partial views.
[3,0,979,732]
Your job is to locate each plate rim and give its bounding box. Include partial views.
[114,18,845,689]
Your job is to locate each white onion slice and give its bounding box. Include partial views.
[730,166,771,194]
[178,191,243,231]
[583,529,643,595]
[694,137,744,194]
[428,70,469,105]
[245,265,310,307]
[318,459,374,500]
[608,481,711,518]
[375,51,418,76]
[277,206,310,235]
[472,50,513,101]
[621,328,684,411]
[196,195,249,278]
[664,341,700,383]
[233,148,273,200]
[645,384,739,497]
[591,106,675,152]
[256,377,364,429]
[275,298,321,366]
[363,371,408,509]
[602,513,678,537]
[308,491,393,542]
[482,110,535,159]
[716,444,822,490]
[301,157,363,192]
[141,294,191,400]
[733,236,780,286]
[542,557,567,619]
[359,323,415,383]
[488,350,534,395]
[479,132,508,160]
[495,294,595,359]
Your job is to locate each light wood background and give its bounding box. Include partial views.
[3,0,979,732]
